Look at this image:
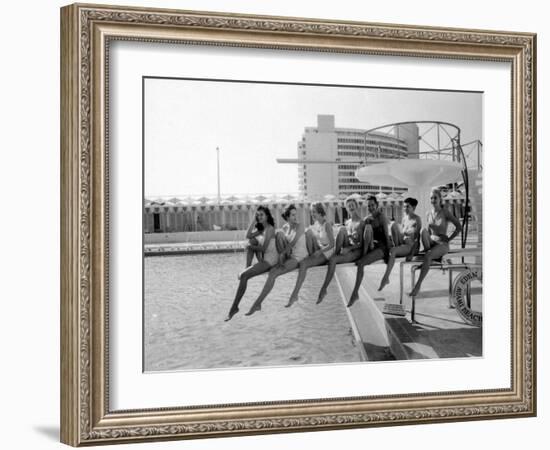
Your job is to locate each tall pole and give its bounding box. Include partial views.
[216,146,221,204]
[437,124,441,159]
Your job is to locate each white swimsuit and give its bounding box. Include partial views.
[287,228,309,262]
[312,222,334,259]
[262,237,278,266]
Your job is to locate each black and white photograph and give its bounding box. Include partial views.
[1,0,544,447]
[143,78,483,372]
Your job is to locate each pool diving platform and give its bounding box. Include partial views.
[334,251,482,361]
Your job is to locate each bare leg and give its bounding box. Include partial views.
[420,228,431,252]
[245,237,259,267]
[275,230,290,265]
[317,250,361,304]
[226,262,271,321]
[348,248,384,307]
[246,259,299,315]
[363,224,374,256]
[406,240,420,262]
[305,229,320,256]
[408,243,449,297]
[245,248,254,267]
[275,230,287,254]
[287,253,326,307]
[334,226,347,255]
[390,222,402,248]
[240,250,263,279]
[378,244,411,291]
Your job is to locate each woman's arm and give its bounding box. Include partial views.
[416,215,423,237]
[425,212,432,234]
[380,212,393,247]
[250,226,274,253]
[288,223,305,248]
[446,210,463,242]
[245,219,260,239]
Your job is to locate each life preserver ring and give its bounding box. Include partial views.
[452,269,482,327]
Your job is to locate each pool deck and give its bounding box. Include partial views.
[336,262,482,361]
[145,241,246,256]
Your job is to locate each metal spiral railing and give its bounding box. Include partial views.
[358,121,480,249]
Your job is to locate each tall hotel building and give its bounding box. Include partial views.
[298,115,420,200]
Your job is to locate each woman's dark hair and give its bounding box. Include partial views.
[282,204,297,221]
[310,202,326,217]
[366,195,378,205]
[256,205,275,228]
[404,197,418,208]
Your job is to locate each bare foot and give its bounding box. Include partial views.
[316,289,327,304]
[408,288,419,297]
[285,295,298,308]
[225,307,239,321]
[378,277,389,291]
[245,302,262,316]
[347,292,359,307]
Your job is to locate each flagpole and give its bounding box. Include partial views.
[216,146,221,204]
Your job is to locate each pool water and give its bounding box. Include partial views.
[144,252,361,371]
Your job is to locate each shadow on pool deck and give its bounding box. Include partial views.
[386,317,482,359]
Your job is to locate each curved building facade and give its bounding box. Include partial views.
[298,115,419,200]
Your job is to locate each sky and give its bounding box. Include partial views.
[144,78,482,198]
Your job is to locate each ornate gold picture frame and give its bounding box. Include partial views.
[60,3,536,446]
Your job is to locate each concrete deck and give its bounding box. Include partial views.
[145,241,246,256]
[336,262,482,361]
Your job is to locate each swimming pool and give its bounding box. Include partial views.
[144,252,361,371]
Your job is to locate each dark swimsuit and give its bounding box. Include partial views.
[366,214,390,263]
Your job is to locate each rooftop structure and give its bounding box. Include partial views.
[297,115,419,200]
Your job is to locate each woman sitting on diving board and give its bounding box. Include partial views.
[245,204,310,316]
[378,197,422,291]
[408,188,462,298]
[347,195,393,307]
[316,196,365,305]
[285,202,335,308]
